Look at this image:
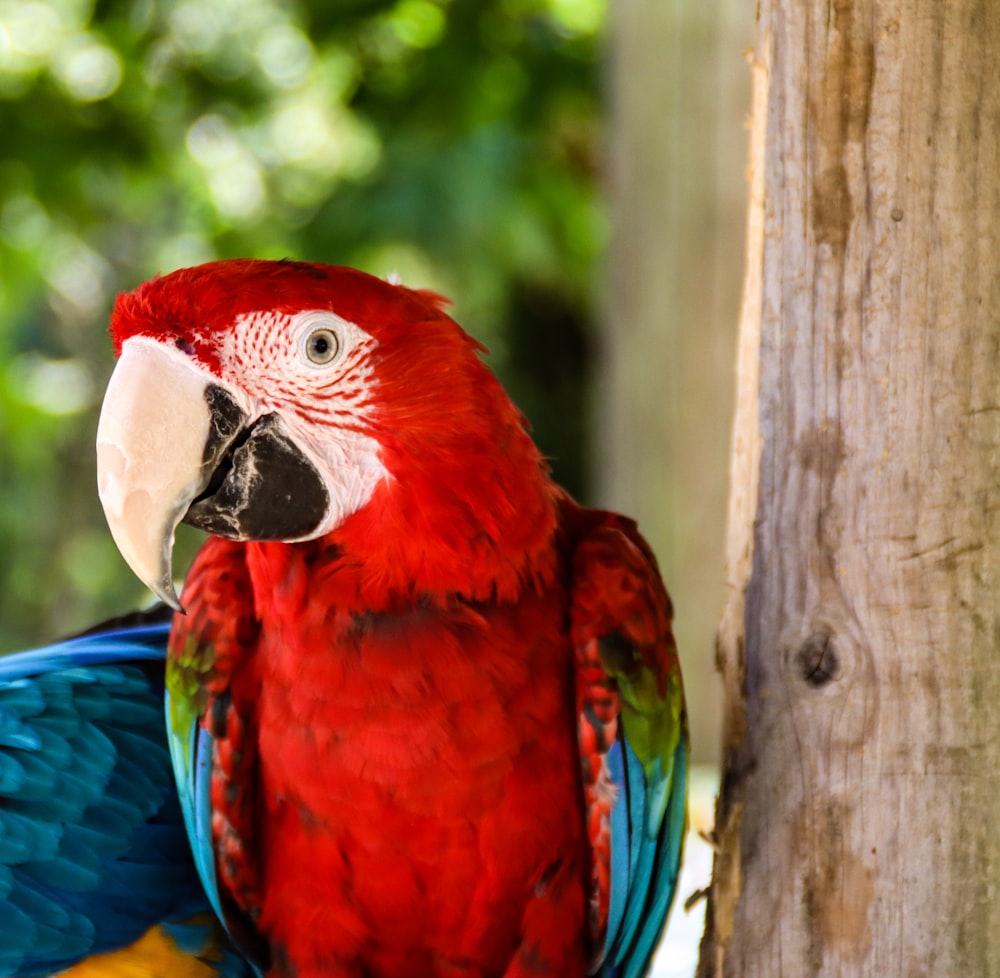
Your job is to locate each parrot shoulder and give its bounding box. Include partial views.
[565,501,688,978]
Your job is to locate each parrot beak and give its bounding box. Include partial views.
[96,337,248,610]
[97,336,331,610]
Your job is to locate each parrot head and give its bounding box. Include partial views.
[97,260,558,610]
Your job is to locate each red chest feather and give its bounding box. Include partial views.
[221,564,589,978]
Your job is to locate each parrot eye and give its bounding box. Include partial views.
[303,327,340,365]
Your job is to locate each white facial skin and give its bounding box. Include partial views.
[214,309,390,540]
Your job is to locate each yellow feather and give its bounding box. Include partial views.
[56,923,222,978]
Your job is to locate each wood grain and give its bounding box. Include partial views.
[702,1,1000,975]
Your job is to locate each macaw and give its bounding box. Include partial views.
[0,258,687,978]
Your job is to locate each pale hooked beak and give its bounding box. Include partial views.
[96,337,245,610]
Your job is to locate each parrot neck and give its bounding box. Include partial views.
[325,374,566,607]
[245,447,563,613]
[329,468,563,608]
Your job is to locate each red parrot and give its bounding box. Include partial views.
[94,260,687,978]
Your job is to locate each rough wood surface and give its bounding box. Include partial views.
[701,1,1000,975]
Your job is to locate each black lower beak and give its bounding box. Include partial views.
[184,411,330,542]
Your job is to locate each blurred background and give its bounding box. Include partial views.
[0,0,750,773]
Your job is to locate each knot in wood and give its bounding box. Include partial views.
[797,631,839,687]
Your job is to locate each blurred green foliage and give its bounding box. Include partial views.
[0,0,605,649]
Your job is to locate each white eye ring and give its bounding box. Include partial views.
[302,327,340,365]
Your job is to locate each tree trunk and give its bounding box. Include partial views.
[701,1,1000,975]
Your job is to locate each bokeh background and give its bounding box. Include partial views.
[0,0,751,778]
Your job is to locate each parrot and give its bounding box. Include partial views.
[0,258,687,978]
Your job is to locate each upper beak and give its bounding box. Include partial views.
[96,337,246,610]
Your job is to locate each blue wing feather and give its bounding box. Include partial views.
[605,738,630,947]
[0,623,172,680]
[166,693,265,978]
[597,706,689,978]
[625,738,688,978]
[614,737,655,962]
[617,739,687,978]
[0,616,247,977]
[167,695,225,924]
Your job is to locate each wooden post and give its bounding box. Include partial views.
[702,1,1000,974]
